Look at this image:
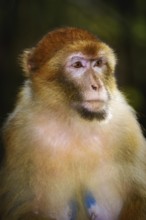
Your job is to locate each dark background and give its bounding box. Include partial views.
[0,0,146,158]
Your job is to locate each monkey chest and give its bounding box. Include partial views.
[33,136,123,220]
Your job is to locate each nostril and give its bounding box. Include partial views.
[91,85,97,91]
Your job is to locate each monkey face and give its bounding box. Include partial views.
[63,49,114,121]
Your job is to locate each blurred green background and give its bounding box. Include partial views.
[0,0,146,146]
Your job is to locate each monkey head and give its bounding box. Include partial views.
[21,27,117,121]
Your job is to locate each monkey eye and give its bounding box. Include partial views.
[72,61,83,68]
[94,58,105,67]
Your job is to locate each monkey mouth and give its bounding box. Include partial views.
[72,100,109,120]
[81,100,106,112]
[72,100,108,121]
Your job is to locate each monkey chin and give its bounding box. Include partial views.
[73,100,109,121]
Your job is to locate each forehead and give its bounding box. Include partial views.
[65,40,111,58]
[68,49,107,58]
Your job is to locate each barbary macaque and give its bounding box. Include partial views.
[0,27,146,220]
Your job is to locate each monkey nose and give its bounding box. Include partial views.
[91,84,97,91]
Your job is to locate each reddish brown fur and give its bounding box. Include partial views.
[27,27,98,72]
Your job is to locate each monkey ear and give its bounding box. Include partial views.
[19,48,36,77]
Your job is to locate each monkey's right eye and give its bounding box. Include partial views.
[72,61,83,68]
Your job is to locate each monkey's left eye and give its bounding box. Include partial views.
[94,58,105,67]
[72,61,83,68]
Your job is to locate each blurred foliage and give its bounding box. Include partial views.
[122,87,144,111]
[0,0,146,137]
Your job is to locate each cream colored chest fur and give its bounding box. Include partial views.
[30,115,123,219]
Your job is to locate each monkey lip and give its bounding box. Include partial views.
[72,100,105,112]
[81,100,106,111]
